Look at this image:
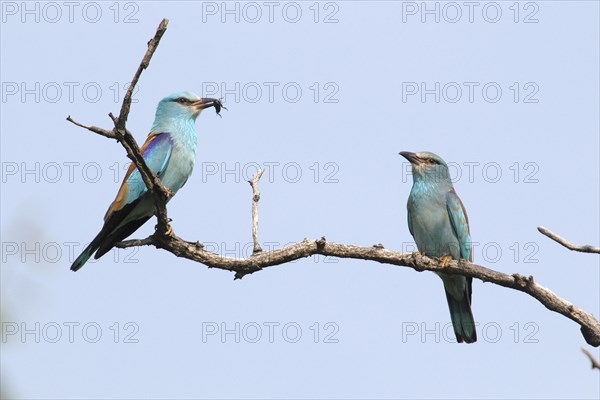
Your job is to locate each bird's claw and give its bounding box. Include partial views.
[439,255,453,267]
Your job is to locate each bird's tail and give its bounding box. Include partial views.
[70,248,92,272]
[70,241,100,272]
[71,228,110,271]
[444,287,477,344]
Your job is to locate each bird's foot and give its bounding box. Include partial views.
[165,224,174,237]
[412,251,423,257]
[439,255,454,267]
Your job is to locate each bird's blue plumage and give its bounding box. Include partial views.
[401,151,477,343]
[446,190,471,261]
[124,132,173,204]
[71,91,219,271]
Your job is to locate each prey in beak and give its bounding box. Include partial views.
[192,98,227,117]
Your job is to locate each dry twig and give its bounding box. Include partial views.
[249,168,265,254]
[538,226,600,254]
[581,348,600,370]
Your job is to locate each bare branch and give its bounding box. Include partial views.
[66,116,115,139]
[107,18,172,235]
[581,348,600,370]
[116,18,169,131]
[115,236,156,248]
[111,232,599,347]
[249,168,265,254]
[67,19,172,235]
[538,226,600,254]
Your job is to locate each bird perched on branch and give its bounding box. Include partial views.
[400,151,477,343]
[71,92,223,271]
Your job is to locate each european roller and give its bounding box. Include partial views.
[400,151,477,343]
[71,92,222,271]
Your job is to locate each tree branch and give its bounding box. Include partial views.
[581,348,600,370]
[65,116,115,139]
[538,226,600,254]
[136,233,597,347]
[66,19,172,235]
[249,168,265,254]
[116,18,169,131]
[115,236,156,248]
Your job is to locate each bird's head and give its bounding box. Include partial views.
[155,91,222,121]
[400,151,452,184]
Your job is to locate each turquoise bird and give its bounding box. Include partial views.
[400,151,477,343]
[71,92,222,271]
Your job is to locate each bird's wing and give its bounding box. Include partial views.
[104,132,173,221]
[445,189,471,262]
[407,199,414,238]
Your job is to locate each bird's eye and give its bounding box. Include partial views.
[177,98,187,104]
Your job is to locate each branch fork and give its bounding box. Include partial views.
[67,19,172,237]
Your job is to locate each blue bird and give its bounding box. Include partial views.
[400,151,477,343]
[71,92,222,271]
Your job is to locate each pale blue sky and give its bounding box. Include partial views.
[1,1,599,399]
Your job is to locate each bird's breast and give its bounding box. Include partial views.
[161,144,196,194]
[408,189,459,258]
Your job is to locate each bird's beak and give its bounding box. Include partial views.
[399,151,421,165]
[191,98,220,110]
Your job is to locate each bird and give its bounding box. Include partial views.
[400,151,477,343]
[71,91,223,271]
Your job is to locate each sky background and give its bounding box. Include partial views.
[1,1,599,399]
